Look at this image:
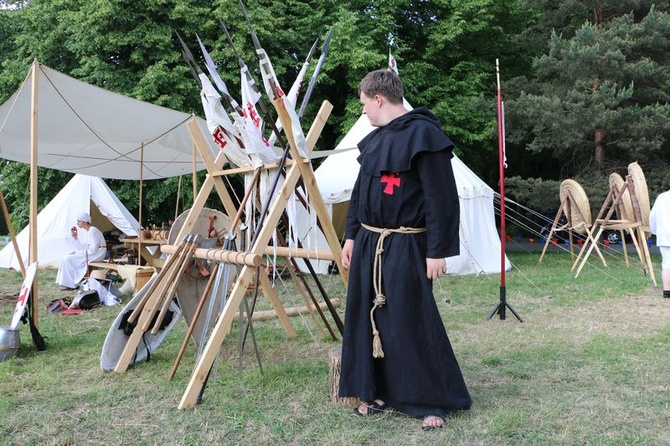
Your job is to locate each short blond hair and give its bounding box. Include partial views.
[358,69,404,104]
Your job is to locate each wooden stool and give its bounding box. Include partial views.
[328,345,358,406]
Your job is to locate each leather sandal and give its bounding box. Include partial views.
[352,400,388,417]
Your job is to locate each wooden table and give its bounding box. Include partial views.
[120,237,166,269]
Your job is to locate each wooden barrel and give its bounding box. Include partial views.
[328,345,358,406]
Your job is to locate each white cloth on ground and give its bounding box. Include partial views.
[55,226,107,288]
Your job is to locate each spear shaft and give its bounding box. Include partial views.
[298,26,334,118]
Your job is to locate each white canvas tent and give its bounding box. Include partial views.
[294,112,511,275]
[0,174,140,270]
[0,62,217,180]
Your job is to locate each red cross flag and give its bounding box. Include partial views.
[388,49,399,75]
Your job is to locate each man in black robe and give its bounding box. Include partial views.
[339,69,471,430]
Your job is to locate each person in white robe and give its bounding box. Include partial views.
[56,212,107,290]
[650,189,670,298]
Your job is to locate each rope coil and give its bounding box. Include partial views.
[361,223,426,358]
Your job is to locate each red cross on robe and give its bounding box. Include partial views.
[381,172,401,195]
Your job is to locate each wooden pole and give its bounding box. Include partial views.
[175,175,182,222]
[160,244,262,266]
[192,141,197,204]
[241,299,340,322]
[138,143,144,266]
[169,263,220,380]
[0,188,26,276]
[29,59,39,326]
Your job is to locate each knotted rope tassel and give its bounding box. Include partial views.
[361,223,425,358]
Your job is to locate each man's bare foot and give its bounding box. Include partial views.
[353,399,387,416]
[421,415,445,430]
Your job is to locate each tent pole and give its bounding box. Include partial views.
[138,143,144,265]
[29,59,40,326]
[0,188,26,276]
[192,141,197,205]
[175,175,182,221]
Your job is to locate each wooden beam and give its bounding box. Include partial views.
[274,99,347,284]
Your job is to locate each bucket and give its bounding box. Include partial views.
[0,326,20,362]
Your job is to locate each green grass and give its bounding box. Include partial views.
[0,250,668,445]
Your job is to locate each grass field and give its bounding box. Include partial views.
[0,249,668,445]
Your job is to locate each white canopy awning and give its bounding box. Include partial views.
[0,62,217,179]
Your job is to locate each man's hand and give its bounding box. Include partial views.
[341,239,354,270]
[426,257,446,280]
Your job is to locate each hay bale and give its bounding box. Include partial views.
[609,173,634,222]
[628,162,650,228]
[559,179,591,233]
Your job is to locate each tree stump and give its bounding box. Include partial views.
[328,345,358,406]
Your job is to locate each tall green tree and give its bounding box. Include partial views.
[505,6,670,209]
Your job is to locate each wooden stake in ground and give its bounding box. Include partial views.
[328,345,357,406]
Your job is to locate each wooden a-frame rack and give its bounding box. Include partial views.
[176,99,345,409]
[111,100,346,397]
[111,99,345,397]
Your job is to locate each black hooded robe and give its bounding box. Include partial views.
[339,107,472,418]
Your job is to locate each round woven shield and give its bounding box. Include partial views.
[628,162,650,227]
[559,179,591,233]
[608,173,634,222]
[167,208,234,350]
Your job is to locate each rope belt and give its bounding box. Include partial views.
[361,223,426,358]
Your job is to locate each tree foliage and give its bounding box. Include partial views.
[505,5,670,210]
[1,0,669,228]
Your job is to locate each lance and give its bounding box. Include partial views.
[238,0,282,99]
[176,30,242,144]
[298,25,334,119]
[267,37,319,147]
[231,15,343,333]
[219,19,288,148]
[194,169,263,403]
[175,31,202,87]
[238,23,344,337]
[195,33,244,116]
[237,223,264,376]
[223,11,295,246]
[290,37,319,105]
[231,3,342,351]
[234,1,295,349]
[273,218,338,339]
